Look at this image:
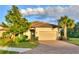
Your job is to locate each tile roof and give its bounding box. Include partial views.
[30,21,60,28]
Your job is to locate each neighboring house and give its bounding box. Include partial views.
[24,21,61,40]
[0,25,7,37]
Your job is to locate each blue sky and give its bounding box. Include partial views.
[0,5,79,24]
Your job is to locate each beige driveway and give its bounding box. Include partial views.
[21,40,79,54]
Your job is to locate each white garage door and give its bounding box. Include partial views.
[39,31,57,40]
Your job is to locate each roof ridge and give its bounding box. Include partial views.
[30,21,59,28]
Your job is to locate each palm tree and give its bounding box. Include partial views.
[58,16,75,40]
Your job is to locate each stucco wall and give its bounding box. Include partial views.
[0,26,6,37]
[23,30,31,39]
[0,31,6,37]
[24,27,59,40]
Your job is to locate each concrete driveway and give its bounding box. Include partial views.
[21,40,79,54]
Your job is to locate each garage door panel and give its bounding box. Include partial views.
[39,31,56,40]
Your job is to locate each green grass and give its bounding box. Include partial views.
[0,38,38,48]
[68,38,79,45]
[0,50,18,54]
[7,40,38,48]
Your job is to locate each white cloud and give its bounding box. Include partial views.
[20,9,27,15]
[45,6,65,19]
[20,7,45,16]
[66,6,79,19]
[20,5,79,21]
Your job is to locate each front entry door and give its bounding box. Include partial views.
[30,30,35,39]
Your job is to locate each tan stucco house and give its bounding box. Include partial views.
[0,21,61,40]
[24,21,61,40]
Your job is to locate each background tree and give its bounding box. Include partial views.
[68,22,79,38]
[75,22,79,32]
[58,16,75,40]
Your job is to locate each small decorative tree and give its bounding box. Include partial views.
[3,5,30,41]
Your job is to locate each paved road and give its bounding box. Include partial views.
[21,40,79,54]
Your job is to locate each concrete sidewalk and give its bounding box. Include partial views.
[0,46,32,53]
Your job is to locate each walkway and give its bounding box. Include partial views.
[0,46,32,53]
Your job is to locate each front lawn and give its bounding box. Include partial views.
[68,38,79,45]
[0,38,39,48]
[7,40,38,48]
[0,50,18,54]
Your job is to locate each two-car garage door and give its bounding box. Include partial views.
[39,31,57,40]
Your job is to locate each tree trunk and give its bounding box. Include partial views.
[11,34,16,41]
[64,25,67,40]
